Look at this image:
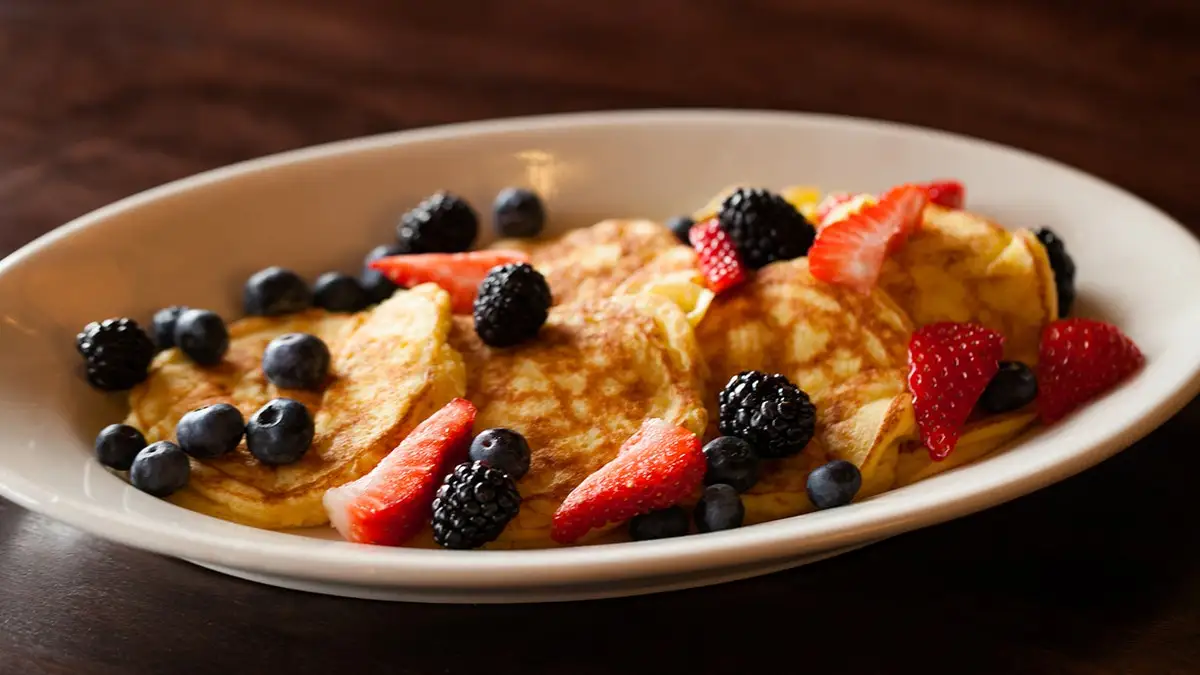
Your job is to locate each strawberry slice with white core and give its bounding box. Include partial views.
[369,250,530,314]
[808,184,928,293]
[323,397,477,546]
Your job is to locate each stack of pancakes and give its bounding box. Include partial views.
[126,194,1056,548]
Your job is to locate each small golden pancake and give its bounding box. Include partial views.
[692,258,918,520]
[894,411,1037,487]
[491,218,681,305]
[447,293,708,548]
[125,285,466,529]
[879,204,1057,364]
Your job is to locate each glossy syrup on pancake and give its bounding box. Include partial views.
[126,284,466,529]
[447,293,708,548]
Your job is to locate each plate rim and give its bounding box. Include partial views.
[1,107,1198,591]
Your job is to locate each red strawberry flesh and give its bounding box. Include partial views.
[918,180,965,209]
[1037,318,1144,423]
[809,184,927,293]
[551,418,704,544]
[369,250,530,314]
[688,217,748,294]
[323,397,477,546]
[908,322,1005,460]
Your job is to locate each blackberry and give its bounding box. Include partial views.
[717,188,816,269]
[718,370,816,459]
[396,191,478,254]
[431,460,521,550]
[75,318,157,391]
[1036,228,1076,317]
[473,263,551,347]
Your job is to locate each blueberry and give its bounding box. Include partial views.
[629,506,690,541]
[313,272,370,313]
[979,361,1039,414]
[806,460,862,510]
[151,306,189,350]
[468,428,532,480]
[360,269,398,305]
[173,309,229,366]
[365,243,404,266]
[246,398,314,465]
[666,215,694,244]
[492,187,546,238]
[175,403,245,459]
[694,484,745,533]
[243,266,311,316]
[262,333,331,390]
[129,441,191,497]
[94,423,146,471]
[702,436,760,493]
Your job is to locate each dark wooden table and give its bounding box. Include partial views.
[2,1,1199,673]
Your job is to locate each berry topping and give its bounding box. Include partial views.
[1036,228,1076,318]
[978,361,1038,414]
[816,192,877,227]
[323,398,476,546]
[151,306,189,350]
[629,506,691,541]
[809,184,928,293]
[312,272,370,313]
[175,403,245,460]
[361,244,404,305]
[718,371,816,459]
[431,460,522,550]
[94,423,147,471]
[473,262,552,348]
[551,418,704,545]
[75,318,157,391]
[262,333,331,390]
[243,266,312,316]
[173,309,229,366]
[716,188,816,269]
[918,180,965,209]
[907,322,1005,460]
[702,436,760,493]
[694,483,745,533]
[246,398,314,465]
[666,215,694,244]
[396,191,478,254]
[688,217,748,295]
[129,441,190,498]
[369,250,531,315]
[806,459,862,510]
[1037,318,1143,423]
[468,428,532,481]
[492,187,546,239]
[814,192,857,225]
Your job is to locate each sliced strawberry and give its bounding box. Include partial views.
[551,419,705,544]
[918,180,965,209]
[808,184,928,293]
[369,250,530,314]
[814,192,856,224]
[688,217,748,294]
[323,398,477,546]
[1037,319,1144,423]
[908,322,1005,460]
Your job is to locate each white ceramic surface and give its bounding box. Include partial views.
[0,109,1197,604]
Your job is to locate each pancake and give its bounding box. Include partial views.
[894,411,1037,487]
[491,218,681,305]
[878,204,1057,364]
[447,293,708,548]
[125,284,466,529]
[692,258,917,521]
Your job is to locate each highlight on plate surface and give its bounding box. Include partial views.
[78,179,1144,550]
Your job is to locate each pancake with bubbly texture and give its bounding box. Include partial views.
[446,293,708,548]
[125,285,466,529]
[491,218,681,305]
[878,204,1057,364]
[691,257,917,521]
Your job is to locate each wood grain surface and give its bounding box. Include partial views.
[1,1,1198,673]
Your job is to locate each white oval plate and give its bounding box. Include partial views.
[0,110,1197,603]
